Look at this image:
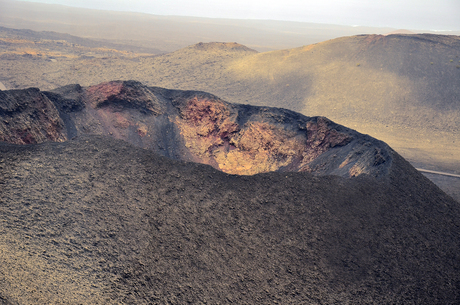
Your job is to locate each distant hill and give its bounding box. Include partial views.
[384,29,416,35]
[0,26,163,54]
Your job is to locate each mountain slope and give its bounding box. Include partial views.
[0,135,459,304]
[1,34,459,197]
[1,33,458,171]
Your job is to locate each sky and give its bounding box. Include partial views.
[19,0,460,31]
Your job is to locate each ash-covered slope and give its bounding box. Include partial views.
[0,135,459,304]
[1,80,392,178]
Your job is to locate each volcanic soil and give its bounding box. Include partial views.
[1,135,459,304]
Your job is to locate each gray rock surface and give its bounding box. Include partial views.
[0,135,458,304]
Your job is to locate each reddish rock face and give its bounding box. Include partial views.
[0,81,392,178]
[303,117,352,164]
[85,80,163,114]
[171,93,385,177]
[174,97,352,175]
[0,88,66,144]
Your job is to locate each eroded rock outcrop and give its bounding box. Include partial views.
[0,80,392,177]
[85,80,163,114]
[0,88,66,144]
[173,96,359,175]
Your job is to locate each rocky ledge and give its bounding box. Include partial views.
[0,80,392,177]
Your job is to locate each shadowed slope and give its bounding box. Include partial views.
[0,135,459,304]
[0,88,66,144]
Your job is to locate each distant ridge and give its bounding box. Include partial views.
[0,0,404,52]
[384,29,416,35]
[0,25,163,54]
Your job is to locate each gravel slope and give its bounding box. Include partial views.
[1,135,459,304]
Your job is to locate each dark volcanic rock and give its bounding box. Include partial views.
[0,135,458,304]
[0,88,66,144]
[84,80,164,114]
[43,84,85,113]
[0,80,394,178]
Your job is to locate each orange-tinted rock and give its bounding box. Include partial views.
[175,97,240,169]
[171,92,383,177]
[175,99,309,175]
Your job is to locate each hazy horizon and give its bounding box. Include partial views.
[15,0,460,31]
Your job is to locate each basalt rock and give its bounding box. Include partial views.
[1,80,392,177]
[84,80,164,114]
[0,88,66,144]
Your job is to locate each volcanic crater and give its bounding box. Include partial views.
[1,80,393,178]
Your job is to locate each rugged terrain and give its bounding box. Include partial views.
[1,30,459,199]
[1,134,459,304]
[1,29,458,169]
[1,3,459,303]
[1,81,460,304]
[1,80,392,178]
